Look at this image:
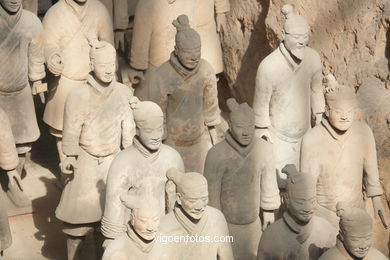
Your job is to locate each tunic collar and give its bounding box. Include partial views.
[224,131,254,158]
[169,52,200,80]
[0,4,22,29]
[127,224,156,253]
[173,204,208,235]
[279,43,304,72]
[283,211,313,244]
[321,116,353,143]
[64,0,89,20]
[87,73,114,95]
[133,137,161,159]
[335,237,356,260]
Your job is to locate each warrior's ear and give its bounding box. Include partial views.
[176,193,183,206]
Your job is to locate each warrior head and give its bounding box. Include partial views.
[226,98,255,146]
[281,4,310,61]
[336,203,373,258]
[324,74,357,132]
[88,39,116,84]
[121,193,161,241]
[282,164,317,225]
[0,0,22,14]
[172,15,201,70]
[130,97,164,151]
[167,168,208,221]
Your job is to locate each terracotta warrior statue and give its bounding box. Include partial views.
[159,168,234,260]
[252,4,325,188]
[101,97,184,243]
[56,41,134,260]
[42,0,114,163]
[0,108,19,256]
[300,75,388,229]
[204,98,280,260]
[0,0,46,209]
[319,203,388,260]
[151,15,220,173]
[127,0,229,100]
[103,193,170,260]
[257,164,336,260]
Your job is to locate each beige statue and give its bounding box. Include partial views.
[319,203,388,260]
[55,41,134,260]
[300,75,388,229]
[151,15,221,173]
[103,193,170,260]
[101,97,184,243]
[204,98,280,260]
[42,0,114,163]
[128,0,228,100]
[0,0,46,210]
[257,164,336,260]
[252,4,325,188]
[159,168,234,260]
[0,108,19,256]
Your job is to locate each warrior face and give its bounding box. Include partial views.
[175,46,201,70]
[230,115,255,146]
[91,52,116,84]
[177,188,208,221]
[286,190,316,224]
[0,0,22,13]
[131,207,161,241]
[137,121,163,151]
[343,233,372,258]
[326,99,356,132]
[283,29,309,61]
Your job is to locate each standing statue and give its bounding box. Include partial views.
[151,15,220,173]
[128,0,228,100]
[319,203,388,260]
[257,164,336,260]
[204,98,280,260]
[252,4,325,188]
[0,108,19,256]
[101,97,184,243]
[42,0,114,163]
[159,168,234,260]
[56,41,134,260]
[0,0,46,209]
[300,75,388,229]
[103,193,170,260]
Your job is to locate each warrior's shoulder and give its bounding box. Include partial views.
[318,247,343,260]
[257,48,283,75]
[21,9,42,25]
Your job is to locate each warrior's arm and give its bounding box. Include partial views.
[129,0,153,70]
[98,7,114,45]
[215,0,230,14]
[363,127,383,197]
[253,64,272,128]
[121,98,136,149]
[217,216,234,260]
[203,74,221,128]
[260,143,281,211]
[42,11,62,65]
[203,151,222,210]
[149,73,169,139]
[113,0,129,30]
[102,157,132,239]
[28,21,46,83]
[310,55,325,122]
[62,92,85,156]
